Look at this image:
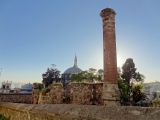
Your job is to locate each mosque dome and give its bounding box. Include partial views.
[63,55,82,74]
[64,66,82,74]
[21,83,33,90]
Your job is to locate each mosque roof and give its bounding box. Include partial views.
[21,83,33,90]
[63,55,82,74]
[64,66,82,74]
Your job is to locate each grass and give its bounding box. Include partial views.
[41,88,50,95]
[0,114,10,120]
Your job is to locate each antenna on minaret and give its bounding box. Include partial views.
[74,54,78,67]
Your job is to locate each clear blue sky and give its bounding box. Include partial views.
[0,0,160,84]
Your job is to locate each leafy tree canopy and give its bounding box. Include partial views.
[71,68,104,83]
[42,65,60,88]
[118,58,146,104]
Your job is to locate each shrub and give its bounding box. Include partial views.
[41,88,50,95]
[63,96,70,102]
[34,89,41,95]
[0,114,10,120]
[52,82,63,86]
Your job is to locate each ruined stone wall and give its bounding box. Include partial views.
[32,82,103,105]
[0,102,160,120]
[32,83,44,104]
[0,94,32,104]
[68,83,103,105]
[38,83,64,104]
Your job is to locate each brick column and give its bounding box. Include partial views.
[100,8,120,106]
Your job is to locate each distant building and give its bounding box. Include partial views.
[61,55,82,86]
[143,81,160,100]
[18,83,33,94]
[0,81,12,93]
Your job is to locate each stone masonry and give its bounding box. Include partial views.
[0,102,160,120]
[68,83,103,105]
[32,83,103,105]
[100,8,120,106]
[0,94,32,104]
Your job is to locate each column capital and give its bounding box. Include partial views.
[100,8,116,18]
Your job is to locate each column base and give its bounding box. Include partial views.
[102,82,120,106]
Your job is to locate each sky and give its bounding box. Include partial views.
[0,0,160,84]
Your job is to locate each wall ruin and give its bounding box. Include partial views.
[32,82,103,105]
[0,94,32,104]
[0,102,160,120]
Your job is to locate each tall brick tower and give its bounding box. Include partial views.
[100,8,120,106]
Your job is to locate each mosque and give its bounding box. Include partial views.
[61,55,82,86]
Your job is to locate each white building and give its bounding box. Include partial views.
[143,81,160,100]
[18,83,33,94]
[0,81,12,93]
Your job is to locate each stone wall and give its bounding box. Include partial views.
[0,94,32,104]
[32,83,44,104]
[0,102,160,120]
[38,83,64,104]
[68,83,103,105]
[32,82,103,105]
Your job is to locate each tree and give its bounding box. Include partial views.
[70,68,103,83]
[132,84,146,103]
[97,69,104,82]
[42,65,61,88]
[118,78,129,105]
[121,58,145,103]
[70,70,88,82]
[117,67,122,78]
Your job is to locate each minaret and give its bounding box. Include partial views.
[73,54,78,67]
[100,8,120,106]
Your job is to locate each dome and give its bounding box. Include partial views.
[21,83,33,90]
[64,66,82,74]
[63,54,82,74]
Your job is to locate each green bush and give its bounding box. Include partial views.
[34,89,41,95]
[63,96,70,102]
[52,82,63,86]
[0,114,10,120]
[41,88,50,95]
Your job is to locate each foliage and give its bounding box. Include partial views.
[71,68,104,83]
[153,101,160,108]
[117,67,122,78]
[41,88,50,95]
[121,58,144,102]
[132,84,146,103]
[118,78,146,105]
[34,89,41,95]
[152,92,157,99]
[52,82,63,86]
[118,78,129,105]
[63,96,70,102]
[42,65,61,88]
[0,114,10,120]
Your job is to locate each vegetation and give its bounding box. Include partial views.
[42,64,61,88]
[69,59,146,106]
[52,82,63,86]
[118,78,129,105]
[118,58,146,105]
[41,88,50,95]
[34,89,41,95]
[132,84,146,103]
[152,92,157,99]
[121,58,145,102]
[71,68,104,83]
[63,96,70,102]
[0,114,10,120]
